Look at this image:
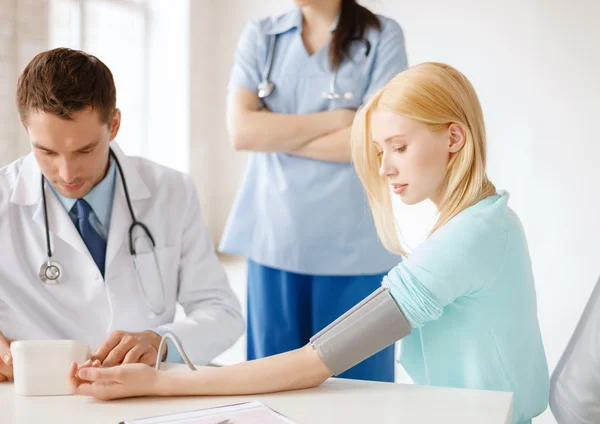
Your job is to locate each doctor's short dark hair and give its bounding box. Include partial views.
[16,47,117,125]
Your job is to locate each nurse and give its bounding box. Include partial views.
[220,0,407,382]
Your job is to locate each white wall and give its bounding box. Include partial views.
[1,0,188,172]
[528,2,600,421]
[0,0,48,167]
[189,0,291,237]
[200,1,600,423]
[189,0,218,232]
[145,0,189,172]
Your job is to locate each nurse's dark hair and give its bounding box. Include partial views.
[16,48,116,125]
[330,0,381,70]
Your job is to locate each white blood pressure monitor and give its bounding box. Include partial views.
[10,340,91,396]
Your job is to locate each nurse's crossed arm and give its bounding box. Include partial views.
[291,19,408,163]
[227,12,407,163]
[291,126,353,162]
[227,88,356,156]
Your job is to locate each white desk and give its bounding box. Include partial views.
[0,368,513,423]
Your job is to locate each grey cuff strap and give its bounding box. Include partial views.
[309,287,411,376]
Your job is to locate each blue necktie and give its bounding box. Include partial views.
[74,199,107,277]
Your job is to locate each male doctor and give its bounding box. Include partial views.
[0,48,244,382]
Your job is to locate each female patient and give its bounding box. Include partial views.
[69,63,549,424]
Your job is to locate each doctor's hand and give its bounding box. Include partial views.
[68,361,160,400]
[0,331,13,382]
[92,330,167,367]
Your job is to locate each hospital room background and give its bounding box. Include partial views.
[1,0,599,422]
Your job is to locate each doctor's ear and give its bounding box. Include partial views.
[108,109,121,141]
[448,123,466,153]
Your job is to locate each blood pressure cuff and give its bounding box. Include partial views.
[309,287,411,376]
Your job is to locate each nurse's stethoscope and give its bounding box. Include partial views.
[38,148,167,316]
[257,34,371,100]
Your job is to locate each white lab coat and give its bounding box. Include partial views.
[550,274,600,423]
[0,142,244,365]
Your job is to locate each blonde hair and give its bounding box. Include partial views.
[352,62,496,256]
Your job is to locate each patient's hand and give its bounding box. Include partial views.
[68,360,159,400]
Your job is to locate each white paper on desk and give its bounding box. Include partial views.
[121,400,297,424]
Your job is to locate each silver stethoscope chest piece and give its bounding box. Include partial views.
[39,259,61,284]
[258,80,275,98]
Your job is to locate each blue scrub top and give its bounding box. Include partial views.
[219,8,408,275]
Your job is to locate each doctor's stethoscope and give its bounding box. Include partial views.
[38,148,167,317]
[257,34,371,100]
